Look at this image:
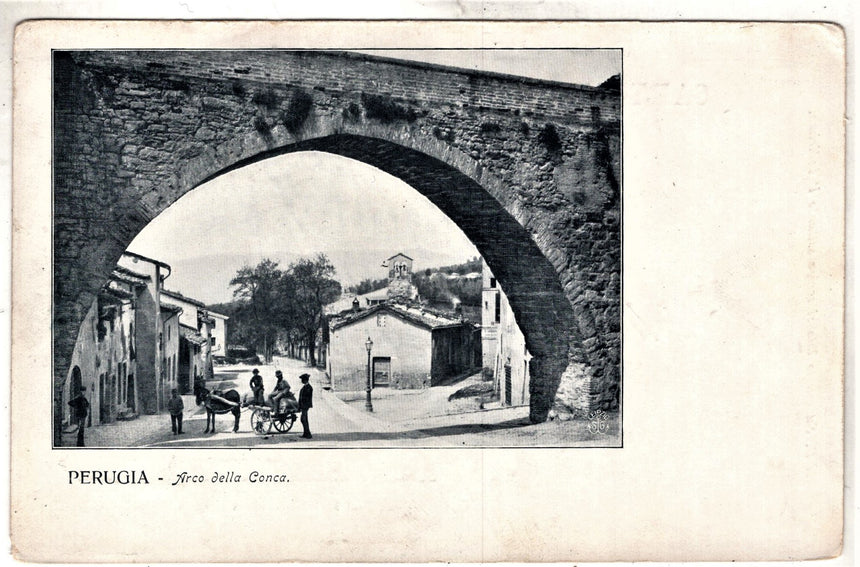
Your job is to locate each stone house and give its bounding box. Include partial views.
[64,251,208,429]
[159,303,182,410]
[115,251,172,415]
[208,311,229,359]
[482,260,532,407]
[63,257,159,426]
[65,276,136,427]
[160,289,224,393]
[327,303,479,391]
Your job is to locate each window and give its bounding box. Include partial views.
[494,293,501,324]
[489,277,496,288]
[377,314,386,327]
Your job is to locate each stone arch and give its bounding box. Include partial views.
[53,51,621,438]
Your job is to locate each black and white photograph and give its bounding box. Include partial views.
[52,48,622,448]
[11,18,845,563]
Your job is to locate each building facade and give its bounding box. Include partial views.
[62,251,221,431]
[65,282,136,427]
[327,303,479,391]
[208,311,229,358]
[64,252,174,426]
[160,289,226,392]
[159,303,182,409]
[481,260,531,407]
[115,251,171,415]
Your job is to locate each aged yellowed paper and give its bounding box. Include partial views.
[11,20,844,562]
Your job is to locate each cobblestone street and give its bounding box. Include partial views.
[67,357,620,448]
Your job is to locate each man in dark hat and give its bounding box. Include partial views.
[268,370,291,412]
[67,387,90,447]
[168,388,184,435]
[249,368,264,406]
[298,373,313,439]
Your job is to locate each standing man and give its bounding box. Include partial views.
[67,386,90,447]
[298,373,313,439]
[249,368,265,406]
[168,388,184,435]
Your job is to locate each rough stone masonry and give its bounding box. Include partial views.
[53,50,621,427]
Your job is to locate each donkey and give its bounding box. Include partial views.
[194,385,241,433]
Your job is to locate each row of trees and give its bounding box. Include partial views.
[347,277,388,295]
[225,254,341,366]
[215,255,482,365]
[412,257,483,308]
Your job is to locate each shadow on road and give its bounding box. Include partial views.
[300,417,531,443]
[148,417,535,447]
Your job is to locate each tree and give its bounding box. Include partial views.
[348,277,388,295]
[229,258,282,362]
[286,254,341,367]
[228,255,342,367]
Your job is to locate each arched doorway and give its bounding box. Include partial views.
[70,366,82,399]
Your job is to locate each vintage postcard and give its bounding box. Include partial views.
[10,20,844,562]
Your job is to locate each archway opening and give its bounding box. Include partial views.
[56,136,575,445]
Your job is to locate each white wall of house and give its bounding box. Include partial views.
[65,295,134,426]
[481,260,500,372]
[159,310,181,411]
[494,289,531,407]
[209,312,228,356]
[117,253,165,415]
[329,313,432,391]
[160,294,199,329]
[481,259,531,406]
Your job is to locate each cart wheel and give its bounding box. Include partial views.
[250,409,272,435]
[272,413,296,433]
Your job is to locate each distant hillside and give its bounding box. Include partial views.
[150,246,480,305]
[417,256,481,277]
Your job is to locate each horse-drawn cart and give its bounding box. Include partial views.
[248,402,298,435]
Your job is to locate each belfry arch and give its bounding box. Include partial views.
[53,50,621,441]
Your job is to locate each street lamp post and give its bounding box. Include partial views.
[365,336,374,412]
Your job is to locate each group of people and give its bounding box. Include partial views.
[67,368,315,445]
[249,368,313,438]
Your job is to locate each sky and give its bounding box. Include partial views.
[357,49,621,87]
[129,151,481,304]
[128,50,621,305]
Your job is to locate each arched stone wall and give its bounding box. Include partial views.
[53,50,621,435]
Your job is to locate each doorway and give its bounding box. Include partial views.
[372,357,391,388]
[127,373,135,413]
[71,366,82,398]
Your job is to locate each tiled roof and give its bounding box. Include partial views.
[364,287,389,300]
[101,286,135,301]
[386,252,413,261]
[122,250,171,270]
[179,325,208,346]
[161,288,206,307]
[111,267,150,286]
[329,302,471,331]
